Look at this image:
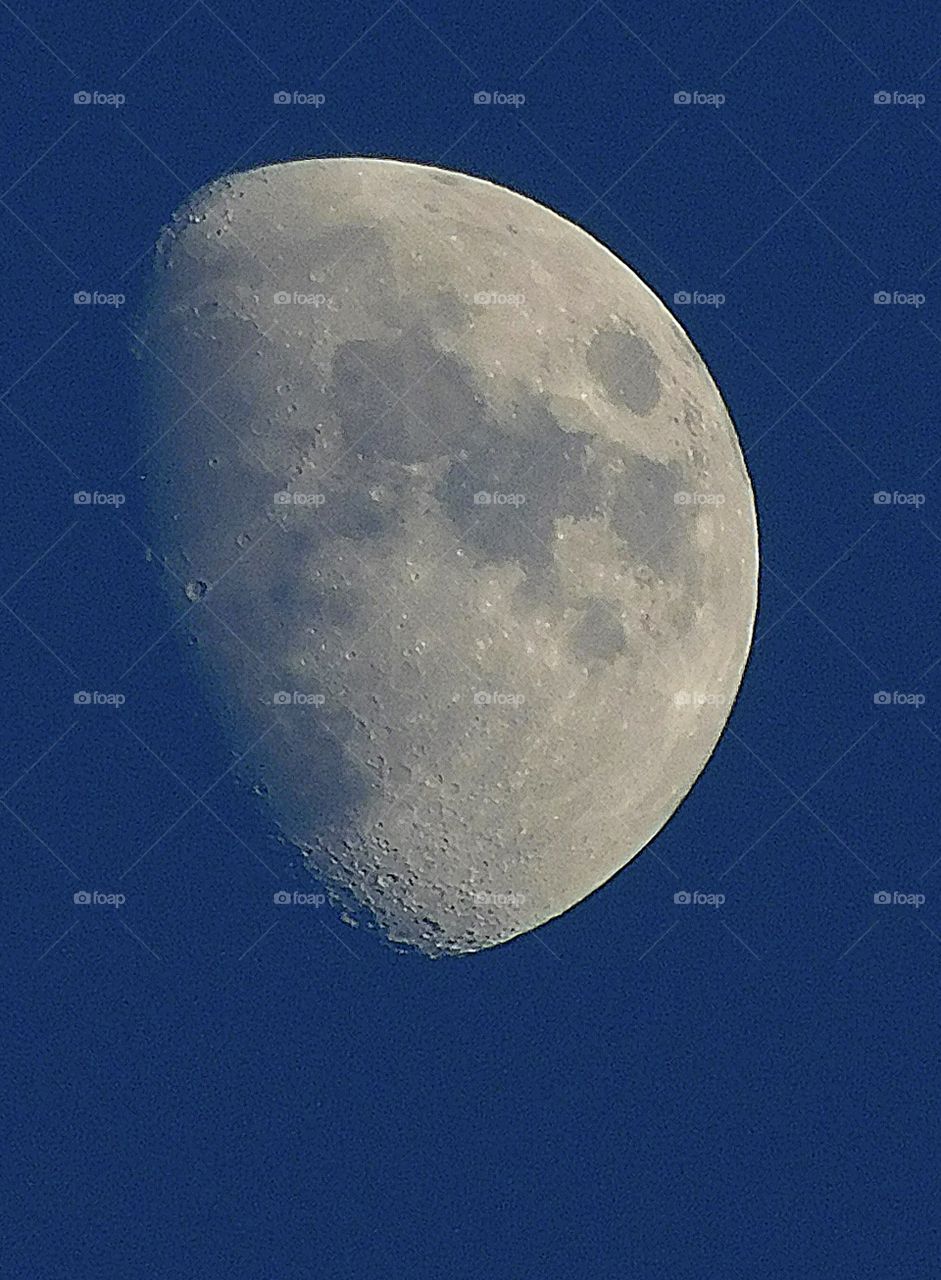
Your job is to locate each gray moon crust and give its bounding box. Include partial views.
[138,157,758,956]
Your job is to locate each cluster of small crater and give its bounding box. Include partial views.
[586,326,662,417]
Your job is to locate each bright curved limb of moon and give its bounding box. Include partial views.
[137,157,758,956]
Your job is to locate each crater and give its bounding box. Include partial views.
[586,326,662,416]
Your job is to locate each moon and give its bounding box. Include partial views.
[136,157,758,955]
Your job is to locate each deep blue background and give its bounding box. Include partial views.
[2,2,940,1276]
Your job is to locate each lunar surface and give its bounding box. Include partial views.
[137,157,758,955]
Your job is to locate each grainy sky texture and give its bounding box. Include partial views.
[1,3,939,1277]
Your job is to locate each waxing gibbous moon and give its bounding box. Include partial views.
[137,157,758,956]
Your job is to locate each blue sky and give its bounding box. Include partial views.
[2,2,940,1276]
